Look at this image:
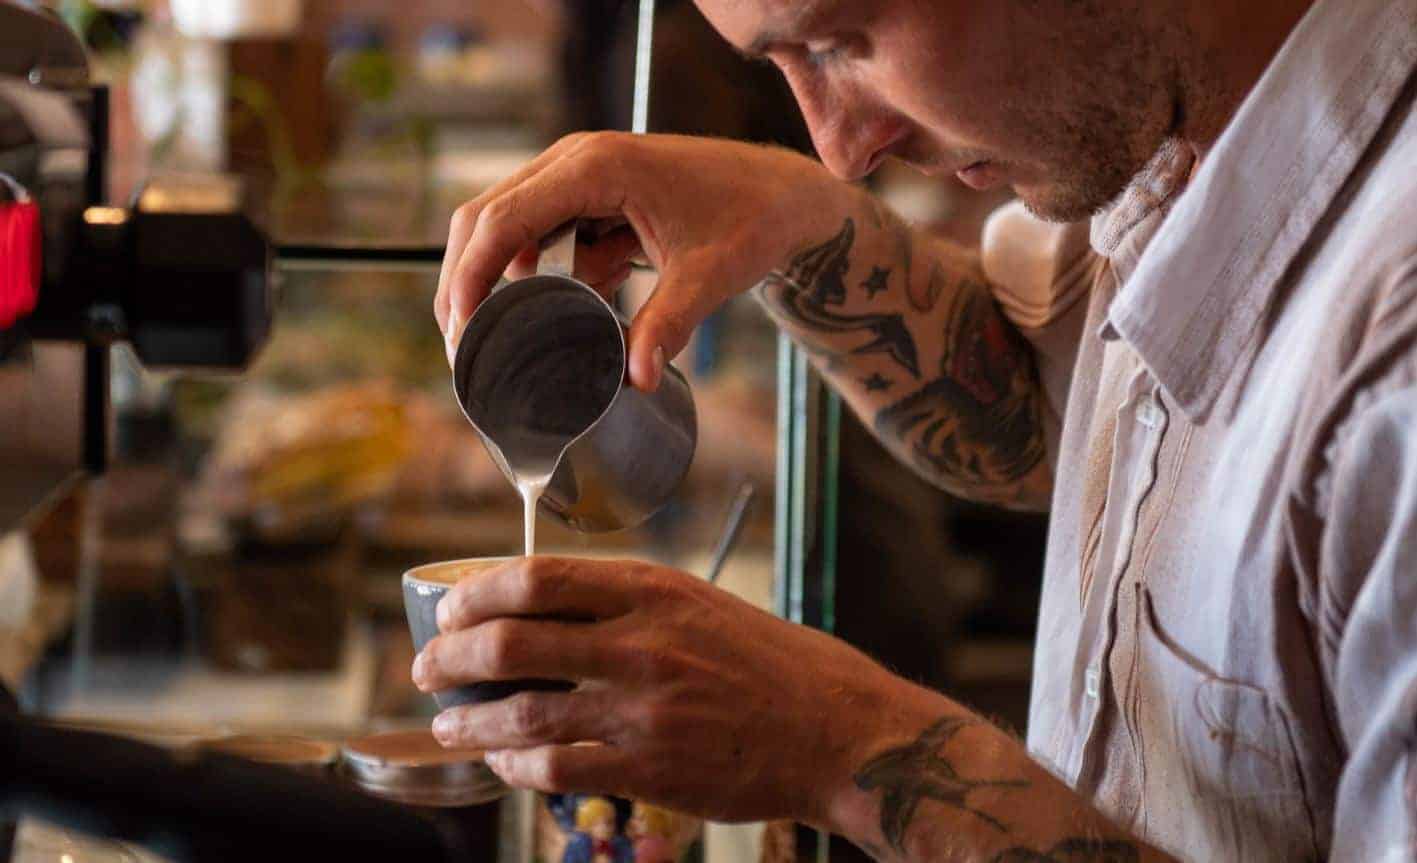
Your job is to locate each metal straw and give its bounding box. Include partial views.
[704,482,755,584]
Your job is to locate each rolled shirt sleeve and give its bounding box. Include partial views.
[980,202,1098,476]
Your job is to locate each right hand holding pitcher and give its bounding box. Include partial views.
[434,133,861,391]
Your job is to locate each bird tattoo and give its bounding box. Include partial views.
[759,219,922,378]
[854,717,1028,853]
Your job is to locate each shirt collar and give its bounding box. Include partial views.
[1092,0,1417,422]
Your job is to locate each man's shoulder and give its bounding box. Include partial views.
[1289,102,1417,516]
[1329,82,1417,296]
[1292,84,1417,363]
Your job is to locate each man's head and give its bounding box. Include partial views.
[699,0,1196,222]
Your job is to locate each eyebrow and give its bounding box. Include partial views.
[738,0,836,58]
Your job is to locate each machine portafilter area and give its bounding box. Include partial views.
[1,0,270,376]
[0,0,276,532]
[26,179,273,372]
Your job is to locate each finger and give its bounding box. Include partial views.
[588,264,634,300]
[506,244,541,281]
[413,618,616,691]
[574,225,643,287]
[436,202,478,337]
[447,151,632,339]
[506,222,638,293]
[436,133,591,340]
[625,261,725,391]
[437,557,640,633]
[483,743,628,795]
[430,690,619,751]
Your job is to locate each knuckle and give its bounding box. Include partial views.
[578,130,614,152]
[439,589,466,630]
[478,196,515,230]
[480,619,521,675]
[420,641,447,681]
[511,561,541,606]
[517,559,563,607]
[634,645,676,685]
[637,700,675,738]
[507,694,551,739]
[562,156,598,191]
[636,565,682,605]
[579,131,631,167]
[450,202,480,235]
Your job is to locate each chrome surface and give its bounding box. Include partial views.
[451,227,696,533]
[340,730,506,809]
[705,482,755,584]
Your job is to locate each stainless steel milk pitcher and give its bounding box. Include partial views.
[451,223,697,532]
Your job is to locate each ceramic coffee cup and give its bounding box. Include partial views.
[403,558,574,709]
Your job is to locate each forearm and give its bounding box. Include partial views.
[820,690,1176,863]
[754,190,1052,510]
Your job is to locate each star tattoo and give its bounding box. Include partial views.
[863,373,894,393]
[862,265,891,299]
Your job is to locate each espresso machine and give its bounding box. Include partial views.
[0,3,484,858]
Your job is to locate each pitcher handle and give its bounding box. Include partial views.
[537,222,578,278]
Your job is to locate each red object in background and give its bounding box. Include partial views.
[0,191,41,330]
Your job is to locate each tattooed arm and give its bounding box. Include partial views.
[831,705,1177,863]
[755,196,1053,511]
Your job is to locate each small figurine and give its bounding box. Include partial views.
[562,796,634,863]
[627,802,678,863]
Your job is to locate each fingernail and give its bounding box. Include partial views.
[445,314,464,364]
[432,712,455,742]
[435,596,451,631]
[484,750,503,769]
[649,345,666,392]
[412,651,428,687]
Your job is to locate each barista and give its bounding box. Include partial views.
[416,0,1417,860]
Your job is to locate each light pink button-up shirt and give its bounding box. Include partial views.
[981,0,1417,858]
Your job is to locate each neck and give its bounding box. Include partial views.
[1174,0,1317,155]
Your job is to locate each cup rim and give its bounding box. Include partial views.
[402,556,515,588]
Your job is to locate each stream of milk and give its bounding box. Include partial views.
[515,471,552,557]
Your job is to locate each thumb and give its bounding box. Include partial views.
[625,263,724,392]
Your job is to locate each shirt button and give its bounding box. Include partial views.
[1136,398,1164,429]
[1085,667,1101,698]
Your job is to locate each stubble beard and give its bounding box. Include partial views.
[1015,100,1175,224]
[1007,3,1182,224]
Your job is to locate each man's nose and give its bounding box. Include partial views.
[806,103,905,181]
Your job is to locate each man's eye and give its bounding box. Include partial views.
[803,40,844,66]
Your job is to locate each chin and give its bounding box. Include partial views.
[1016,180,1120,225]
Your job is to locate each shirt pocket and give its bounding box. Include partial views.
[1135,588,1319,862]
